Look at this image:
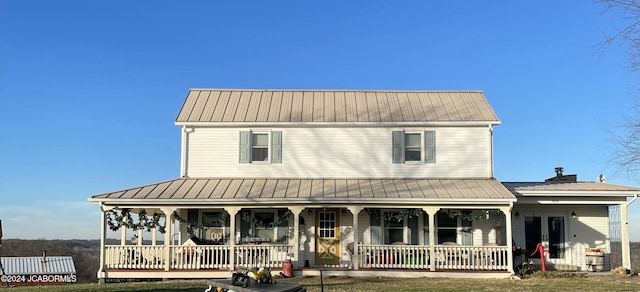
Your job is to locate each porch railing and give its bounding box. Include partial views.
[358,244,510,271]
[433,245,509,270]
[359,245,430,269]
[104,244,291,270]
[104,244,509,271]
[234,244,291,268]
[105,245,165,270]
[170,245,232,270]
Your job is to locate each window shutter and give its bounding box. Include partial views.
[271,131,282,163]
[240,211,250,239]
[239,131,251,163]
[408,214,419,245]
[392,131,403,163]
[424,131,436,163]
[187,210,198,236]
[276,208,288,243]
[370,211,381,245]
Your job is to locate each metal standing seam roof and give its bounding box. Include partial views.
[0,257,76,275]
[89,178,516,202]
[175,89,501,123]
[502,181,640,194]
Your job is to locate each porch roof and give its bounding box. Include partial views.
[89,177,516,204]
[502,181,640,196]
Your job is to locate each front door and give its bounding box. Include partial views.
[524,214,567,267]
[315,209,340,266]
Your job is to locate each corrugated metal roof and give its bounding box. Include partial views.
[175,89,500,123]
[90,178,515,202]
[502,181,640,194]
[1,257,76,275]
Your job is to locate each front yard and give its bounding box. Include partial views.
[3,273,639,291]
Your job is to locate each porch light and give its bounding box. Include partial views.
[571,211,577,219]
[514,211,520,218]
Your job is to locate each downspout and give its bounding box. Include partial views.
[98,203,107,284]
[180,126,193,178]
[621,193,639,269]
[489,125,495,178]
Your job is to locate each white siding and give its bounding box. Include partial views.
[511,205,610,270]
[473,218,499,245]
[185,126,492,178]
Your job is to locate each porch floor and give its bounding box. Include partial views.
[103,267,512,280]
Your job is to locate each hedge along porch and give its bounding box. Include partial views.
[92,177,517,280]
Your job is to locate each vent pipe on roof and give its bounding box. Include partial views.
[41,250,47,263]
[598,174,606,183]
[546,167,577,182]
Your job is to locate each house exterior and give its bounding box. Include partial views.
[89,89,639,281]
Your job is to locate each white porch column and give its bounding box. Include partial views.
[422,207,439,271]
[161,207,177,272]
[98,204,113,283]
[500,205,514,273]
[288,206,305,269]
[347,206,363,270]
[225,207,240,270]
[620,202,631,269]
[120,214,127,246]
[137,229,143,246]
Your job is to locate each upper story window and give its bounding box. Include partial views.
[239,131,282,163]
[404,133,422,162]
[252,133,269,161]
[392,131,436,163]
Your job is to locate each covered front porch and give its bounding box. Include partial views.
[97,205,515,280]
[91,177,518,280]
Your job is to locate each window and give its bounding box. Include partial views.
[436,210,473,245]
[436,212,457,244]
[318,212,336,238]
[202,212,224,227]
[239,131,282,163]
[370,209,421,245]
[254,211,275,241]
[392,131,435,163]
[252,133,269,161]
[383,212,405,244]
[404,133,421,161]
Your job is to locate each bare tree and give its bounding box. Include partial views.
[599,0,640,178]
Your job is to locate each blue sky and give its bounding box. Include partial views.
[1,1,639,241]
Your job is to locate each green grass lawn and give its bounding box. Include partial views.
[2,275,639,292]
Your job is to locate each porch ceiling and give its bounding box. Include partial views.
[89,178,516,204]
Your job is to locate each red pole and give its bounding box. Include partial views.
[530,243,547,271]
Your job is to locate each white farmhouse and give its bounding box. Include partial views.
[89,89,639,280]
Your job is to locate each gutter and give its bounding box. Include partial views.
[88,197,518,205]
[174,121,501,128]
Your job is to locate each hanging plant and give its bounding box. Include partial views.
[172,210,229,233]
[241,210,293,228]
[441,209,501,221]
[105,209,166,233]
[364,208,423,222]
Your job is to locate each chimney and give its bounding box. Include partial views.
[41,250,47,263]
[546,167,577,182]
